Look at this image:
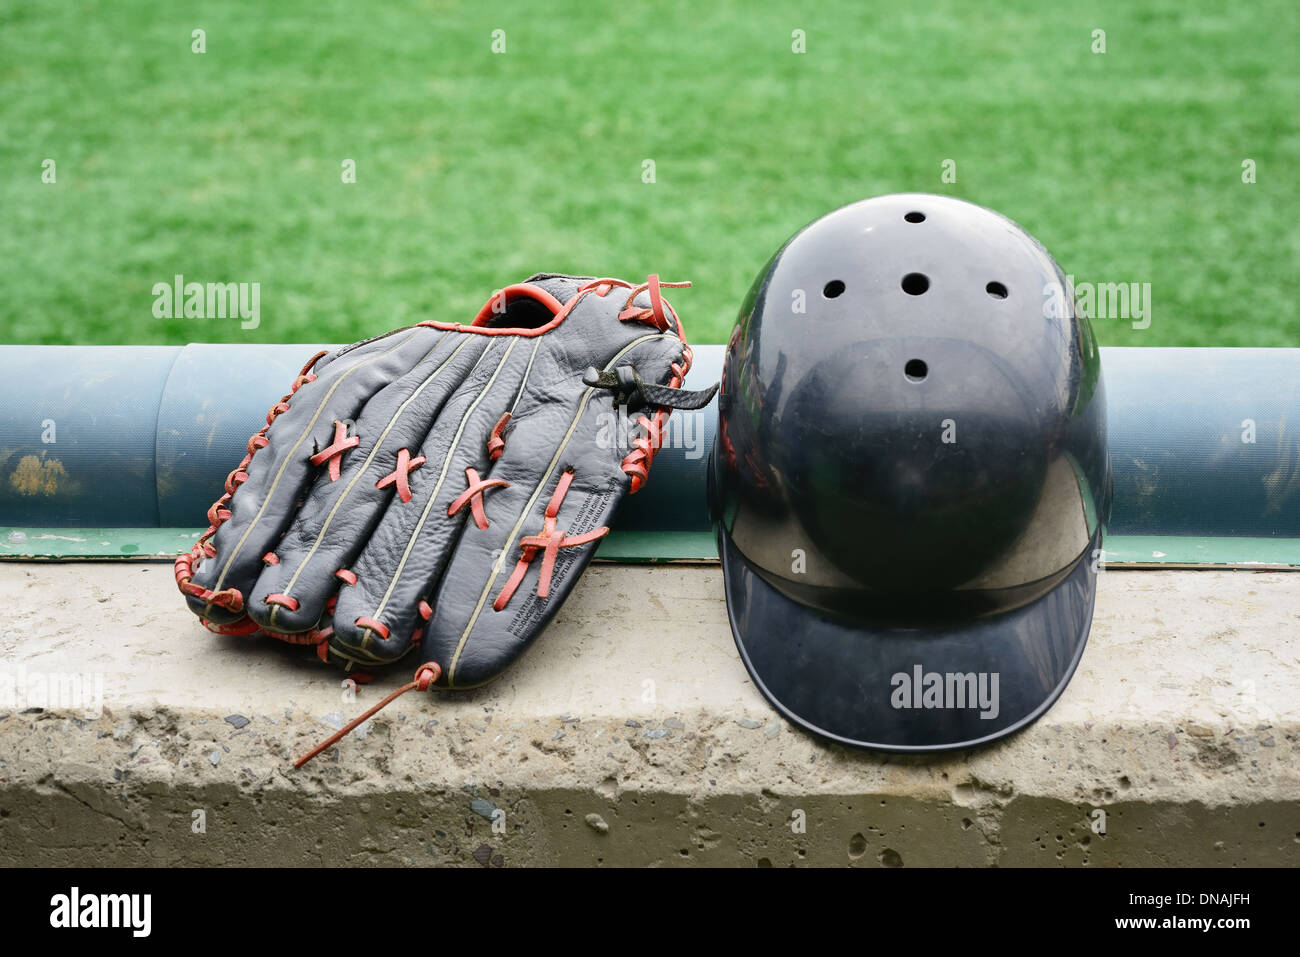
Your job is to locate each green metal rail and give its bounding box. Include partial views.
[1,345,1297,566]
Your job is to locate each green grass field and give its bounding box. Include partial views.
[1,0,1296,347]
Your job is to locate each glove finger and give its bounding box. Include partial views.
[245,330,490,635]
[185,327,437,624]
[425,329,689,688]
[326,332,541,670]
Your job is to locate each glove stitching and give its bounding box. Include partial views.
[206,332,417,596]
[353,338,519,649]
[443,328,672,684]
[265,334,475,631]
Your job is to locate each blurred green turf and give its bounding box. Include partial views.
[0,0,1296,347]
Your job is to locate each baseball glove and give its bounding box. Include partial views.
[173,274,714,763]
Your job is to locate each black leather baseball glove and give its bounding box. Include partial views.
[174,274,713,763]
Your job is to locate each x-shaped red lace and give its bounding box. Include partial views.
[447,467,510,529]
[309,421,360,481]
[493,469,608,611]
[375,447,426,503]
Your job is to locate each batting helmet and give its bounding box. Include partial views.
[710,193,1110,751]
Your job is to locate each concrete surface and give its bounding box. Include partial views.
[0,561,1297,867]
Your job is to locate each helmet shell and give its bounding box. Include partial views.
[712,194,1110,625]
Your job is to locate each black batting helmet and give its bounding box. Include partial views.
[710,193,1110,751]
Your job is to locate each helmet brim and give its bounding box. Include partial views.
[718,526,1100,751]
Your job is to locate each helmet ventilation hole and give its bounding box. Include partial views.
[823,280,846,299]
[901,273,929,296]
[904,211,926,223]
[904,359,928,381]
[986,281,1008,299]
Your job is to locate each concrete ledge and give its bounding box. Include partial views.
[0,562,1296,866]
